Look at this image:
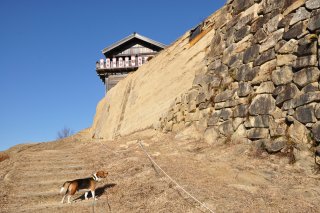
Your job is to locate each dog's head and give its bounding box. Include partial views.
[93,171,108,182]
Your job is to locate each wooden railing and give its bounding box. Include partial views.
[96,57,149,70]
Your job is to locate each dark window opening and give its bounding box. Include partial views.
[190,22,204,41]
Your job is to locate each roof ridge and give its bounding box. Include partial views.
[101,32,166,54]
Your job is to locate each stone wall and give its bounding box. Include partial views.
[159,0,320,151]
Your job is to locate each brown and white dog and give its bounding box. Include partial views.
[60,171,108,204]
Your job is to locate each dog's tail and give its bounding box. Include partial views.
[60,181,71,194]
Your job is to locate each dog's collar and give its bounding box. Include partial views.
[92,173,98,181]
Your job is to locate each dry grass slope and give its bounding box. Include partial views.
[1,130,320,212]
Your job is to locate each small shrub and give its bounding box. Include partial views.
[57,127,73,139]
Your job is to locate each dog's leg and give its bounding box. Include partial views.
[61,195,66,204]
[85,192,89,200]
[91,190,97,200]
[67,195,72,204]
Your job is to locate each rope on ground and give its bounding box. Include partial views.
[138,140,215,213]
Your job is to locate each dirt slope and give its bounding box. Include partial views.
[1,130,320,212]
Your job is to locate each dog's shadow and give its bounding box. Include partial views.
[74,183,116,201]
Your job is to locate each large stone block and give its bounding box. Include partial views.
[301,82,319,93]
[247,128,269,139]
[278,13,294,29]
[283,92,320,109]
[222,44,235,65]
[208,111,220,126]
[294,104,317,124]
[261,0,285,15]
[231,124,248,143]
[199,102,210,110]
[208,59,222,71]
[293,67,320,87]
[215,99,242,110]
[210,76,223,89]
[214,89,236,103]
[274,83,300,105]
[232,0,255,15]
[251,15,269,33]
[186,89,199,104]
[252,60,276,84]
[233,63,258,82]
[277,54,297,66]
[235,13,255,30]
[271,66,293,85]
[233,117,244,130]
[243,44,260,64]
[308,10,320,31]
[233,104,249,117]
[214,5,233,30]
[277,39,298,54]
[228,53,244,68]
[253,28,268,44]
[249,94,276,115]
[293,55,318,70]
[254,49,276,66]
[220,108,233,120]
[264,14,283,34]
[196,93,207,105]
[196,83,213,100]
[306,0,320,9]
[238,82,252,97]
[288,119,310,144]
[210,32,225,58]
[283,21,308,40]
[256,81,275,94]
[264,137,287,153]
[234,26,251,43]
[226,12,240,31]
[290,7,310,26]
[244,115,270,128]
[193,74,214,86]
[276,40,289,53]
[272,106,287,119]
[269,119,287,137]
[219,120,234,136]
[234,35,253,53]
[211,64,228,76]
[260,29,284,53]
[297,40,317,56]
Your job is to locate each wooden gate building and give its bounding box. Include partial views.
[96,32,166,92]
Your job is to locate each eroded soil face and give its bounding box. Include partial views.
[1,130,320,213]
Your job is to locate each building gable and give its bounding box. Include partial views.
[102,32,166,58]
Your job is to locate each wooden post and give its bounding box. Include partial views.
[105,75,109,94]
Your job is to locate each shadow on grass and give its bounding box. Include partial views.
[74,183,116,201]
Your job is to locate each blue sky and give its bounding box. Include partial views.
[0,0,226,151]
